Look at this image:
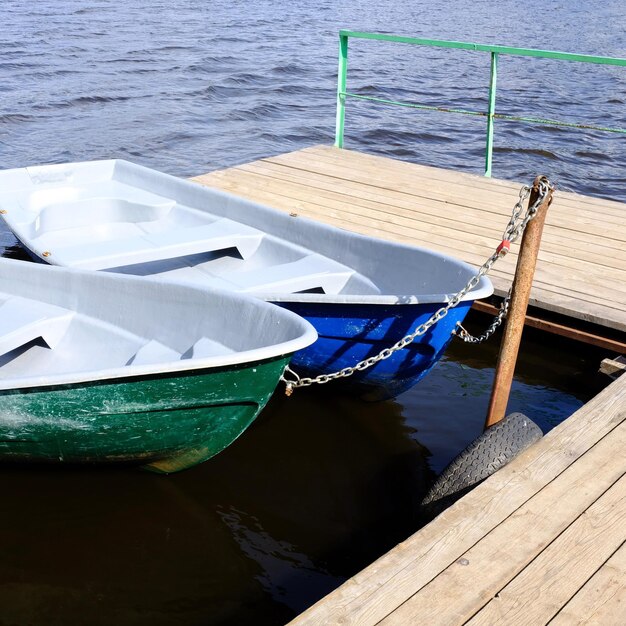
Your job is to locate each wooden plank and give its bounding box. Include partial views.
[194,169,626,329]
[379,427,626,625]
[208,162,626,264]
[288,375,626,626]
[294,146,626,216]
[550,542,626,626]
[265,149,626,230]
[239,160,626,257]
[252,163,626,240]
[195,169,626,299]
[200,157,626,242]
[510,286,624,332]
[191,145,626,332]
[195,159,626,286]
[312,145,626,214]
[464,474,626,625]
[600,356,626,378]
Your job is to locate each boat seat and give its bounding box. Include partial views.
[0,296,75,358]
[129,340,180,366]
[222,253,373,295]
[52,218,265,270]
[130,337,233,366]
[186,337,235,359]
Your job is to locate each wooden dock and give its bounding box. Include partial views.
[288,371,626,625]
[192,146,626,624]
[192,145,626,349]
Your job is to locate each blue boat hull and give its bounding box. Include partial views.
[277,300,473,400]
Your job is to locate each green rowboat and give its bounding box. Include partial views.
[0,258,316,472]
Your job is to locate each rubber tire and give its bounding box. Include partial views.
[421,412,543,520]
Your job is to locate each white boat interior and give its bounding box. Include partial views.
[0,258,316,390]
[0,160,493,304]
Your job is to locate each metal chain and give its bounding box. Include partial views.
[455,287,511,343]
[281,177,554,395]
[455,176,552,342]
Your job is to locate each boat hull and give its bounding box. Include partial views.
[279,300,472,401]
[0,356,289,473]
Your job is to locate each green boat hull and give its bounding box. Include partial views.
[0,356,289,473]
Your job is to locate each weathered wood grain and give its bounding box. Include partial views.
[191,145,626,332]
[464,474,625,625]
[550,542,626,626]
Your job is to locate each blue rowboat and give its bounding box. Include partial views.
[0,160,492,399]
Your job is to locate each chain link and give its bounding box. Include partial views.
[281,177,554,395]
[455,287,511,343]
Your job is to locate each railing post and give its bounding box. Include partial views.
[335,32,349,148]
[484,51,498,177]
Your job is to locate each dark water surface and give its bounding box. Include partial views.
[0,1,623,624]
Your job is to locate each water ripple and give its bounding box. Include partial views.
[0,0,624,204]
[0,113,37,125]
[495,147,560,160]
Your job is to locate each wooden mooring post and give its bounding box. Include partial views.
[484,177,554,429]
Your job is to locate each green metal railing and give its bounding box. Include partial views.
[335,31,626,176]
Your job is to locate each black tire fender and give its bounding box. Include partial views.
[421,412,543,520]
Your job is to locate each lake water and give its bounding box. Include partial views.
[0,1,623,624]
